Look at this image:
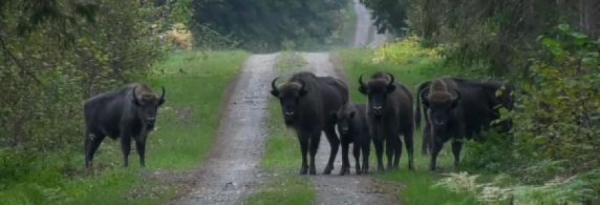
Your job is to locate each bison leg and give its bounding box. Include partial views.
[353,143,361,175]
[451,140,463,169]
[373,138,384,172]
[323,127,339,175]
[135,135,147,168]
[429,142,443,171]
[403,125,415,170]
[309,131,321,175]
[361,142,370,174]
[120,134,132,167]
[421,122,431,155]
[85,131,105,168]
[393,135,402,169]
[385,135,395,170]
[297,134,309,175]
[339,139,350,176]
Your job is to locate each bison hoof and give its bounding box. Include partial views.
[377,166,385,172]
[299,167,308,175]
[355,168,362,175]
[323,165,333,175]
[339,167,350,176]
[309,169,317,175]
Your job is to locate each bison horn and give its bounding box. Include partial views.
[271,77,280,92]
[297,78,306,91]
[386,72,395,86]
[159,86,166,101]
[132,86,140,105]
[452,89,461,102]
[358,74,365,87]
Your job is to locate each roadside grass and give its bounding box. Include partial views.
[246,51,316,205]
[335,48,478,204]
[0,50,249,205]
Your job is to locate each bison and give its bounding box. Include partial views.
[84,83,166,168]
[333,102,371,175]
[358,72,414,171]
[416,77,513,170]
[270,71,348,175]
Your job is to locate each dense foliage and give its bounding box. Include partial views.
[190,0,351,51]
[0,0,176,201]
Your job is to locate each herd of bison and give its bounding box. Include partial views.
[82,70,514,176]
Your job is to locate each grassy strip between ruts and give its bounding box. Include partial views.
[335,48,479,204]
[245,51,316,205]
[0,50,249,205]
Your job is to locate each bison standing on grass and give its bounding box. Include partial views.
[358,72,414,171]
[416,78,513,170]
[270,71,348,175]
[84,83,166,168]
[333,102,371,175]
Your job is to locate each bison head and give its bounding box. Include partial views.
[358,72,396,116]
[133,86,166,126]
[270,77,307,124]
[334,104,356,135]
[425,89,460,129]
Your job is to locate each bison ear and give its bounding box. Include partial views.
[387,84,396,93]
[358,85,367,95]
[349,111,356,118]
[270,90,280,97]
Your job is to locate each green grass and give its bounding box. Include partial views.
[335,48,478,204]
[0,50,249,205]
[245,52,316,205]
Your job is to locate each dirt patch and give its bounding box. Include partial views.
[164,54,277,204]
[301,52,400,205]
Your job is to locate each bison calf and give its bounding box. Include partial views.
[358,72,414,171]
[334,102,371,175]
[270,72,348,175]
[84,83,165,168]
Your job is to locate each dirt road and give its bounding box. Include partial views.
[172,54,276,204]
[352,0,388,48]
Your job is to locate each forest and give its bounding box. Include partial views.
[1,0,599,204]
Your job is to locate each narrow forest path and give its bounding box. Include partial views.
[172,54,276,204]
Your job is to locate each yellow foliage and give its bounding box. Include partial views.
[163,23,193,50]
[371,36,442,65]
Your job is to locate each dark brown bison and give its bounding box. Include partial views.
[333,102,370,175]
[270,72,348,175]
[84,83,165,168]
[358,72,414,171]
[416,78,513,170]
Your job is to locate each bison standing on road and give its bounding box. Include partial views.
[416,78,513,170]
[84,83,166,168]
[333,102,371,175]
[358,72,414,171]
[270,72,348,175]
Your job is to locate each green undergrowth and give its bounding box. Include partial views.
[0,50,249,205]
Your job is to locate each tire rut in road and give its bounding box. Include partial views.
[171,54,277,205]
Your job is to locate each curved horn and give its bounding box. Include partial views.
[271,77,280,92]
[386,72,395,86]
[132,86,140,105]
[358,74,365,87]
[159,86,166,101]
[297,78,306,91]
[452,89,461,102]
